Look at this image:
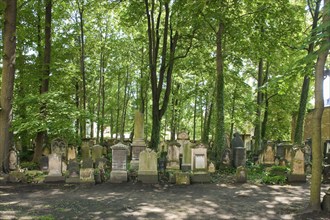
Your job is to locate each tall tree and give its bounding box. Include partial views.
[309,0,330,211]
[294,0,321,144]
[33,0,52,162]
[0,0,17,172]
[145,0,179,150]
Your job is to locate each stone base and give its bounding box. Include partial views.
[175,172,190,185]
[138,174,158,184]
[44,175,65,183]
[287,174,306,183]
[80,168,95,183]
[110,171,127,183]
[66,177,80,184]
[322,192,330,212]
[181,164,191,172]
[191,173,211,183]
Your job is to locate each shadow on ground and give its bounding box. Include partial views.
[0,182,329,219]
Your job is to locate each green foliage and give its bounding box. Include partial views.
[247,164,289,185]
[20,161,39,170]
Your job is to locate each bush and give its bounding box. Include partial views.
[20,161,39,170]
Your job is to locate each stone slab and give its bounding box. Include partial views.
[138,174,158,184]
[175,173,190,185]
[44,176,66,183]
[65,177,80,184]
[181,164,191,172]
[287,174,306,183]
[191,173,211,183]
[110,171,128,183]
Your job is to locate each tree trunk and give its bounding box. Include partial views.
[254,58,263,152]
[145,0,179,150]
[294,0,321,144]
[193,87,197,142]
[202,101,213,145]
[229,85,237,141]
[77,0,86,139]
[214,21,225,165]
[261,62,269,140]
[309,0,330,210]
[33,0,52,163]
[120,67,130,142]
[0,0,17,172]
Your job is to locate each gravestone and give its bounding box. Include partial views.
[304,143,312,164]
[39,156,49,171]
[236,166,247,183]
[177,132,192,171]
[81,142,91,161]
[95,158,109,170]
[80,158,94,183]
[110,143,129,183]
[51,138,67,159]
[233,147,246,168]
[324,140,330,157]
[208,162,216,173]
[242,134,252,151]
[276,143,285,159]
[66,161,80,183]
[321,189,330,212]
[221,148,232,166]
[284,144,293,165]
[92,145,103,162]
[323,165,330,184]
[175,172,190,185]
[263,145,275,165]
[138,148,158,183]
[44,153,65,183]
[191,143,210,183]
[8,149,18,171]
[231,132,244,149]
[67,146,77,161]
[288,148,306,182]
[131,111,147,170]
[166,141,181,170]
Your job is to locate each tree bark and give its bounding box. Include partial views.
[214,21,225,165]
[0,0,17,172]
[294,0,321,144]
[309,0,330,210]
[33,0,52,163]
[261,62,269,140]
[254,58,263,152]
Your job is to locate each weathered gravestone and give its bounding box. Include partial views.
[263,144,275,165]
[191,143,210,183]
[51,138,67,158]
[288,148,306,183]
[44,153,65,183]
[231,133,246,167]
[138,148,158,183]
[175,172,190,185]
[80,158,94,183]
[166,141,181,170]
[177,132,193,171]
[221,148,232,167]
[39,156,49,172]
[321,188,330,212]
[284,144,294,165]
[66,161,80,183]
[8,149,18,171]
[81,141,91,161]
[67,145,77,161]
[131,111,147,170]
[92,145,103,162]
[110,143,129,183]
[208,162,216,173]
[323,165,330,184]
[276,143,285,159]
[236,166,247,183]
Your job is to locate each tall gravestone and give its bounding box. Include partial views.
[44,153,65,183]
[80,158,94,183]
[110,143,129,183]
[191,143,210,183]
[221,148,232,167]
[92,145,103,162]
[51,138,67,158]
[231,133,246,168]
[67,145,77,161]
[177,132,193,171]
[81,140,91,161]
[8,149,18,171]
[66,160,80,183]
[131,111,147,170]
[166,141,181,170]
[263,144,275,165]
[288,148,306,182]
[138,148,158,183]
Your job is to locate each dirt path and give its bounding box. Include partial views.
[1,181,329,220]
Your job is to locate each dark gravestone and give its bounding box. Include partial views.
[276,144,285,158]
[323,165,330,184]
[66,161,80,183]
[39,156,49,171]
[81,158,93,169]
[231,132,244,148]
[321,189,330,212]
[233,147,246,168]
[95,158,109,169]
[221,148,232,166]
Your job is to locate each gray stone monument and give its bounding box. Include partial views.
[67,145,77,161]
[92,145,103,162]
[191,143,210,183]
[236,166,247,183]
[80,158,94,183]
[166,141,181,170]
[39,156,49,172]
[263,144,275,165]
[81,141,91,161]
[44,153,65,183]
[221,148,232,166]
[110,143,129,183]
[138,148,158,183]
[131,111,147,170]
[288,148,306,183]
[233,147,246,168]
[8,149,18,171]
[66,161,80,183]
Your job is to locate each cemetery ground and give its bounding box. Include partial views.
[0,173,329,220]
